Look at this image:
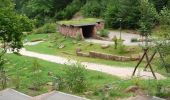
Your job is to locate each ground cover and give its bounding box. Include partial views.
[25,33,143,67]
[2,54,170,99]
[57,18,103,26]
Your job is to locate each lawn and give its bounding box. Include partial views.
[25,33,143,67]
[2,54,170,99]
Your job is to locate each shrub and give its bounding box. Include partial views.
[131,38,138,42]
[158,7,170,25]
[64,63,87,93]
[117,40,126,54]
[33,23,56,34]
[29,60,44,90]
[99,29,109,37]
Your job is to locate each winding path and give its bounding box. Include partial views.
[8,48,165,80]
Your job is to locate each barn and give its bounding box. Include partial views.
[57,18,104,39]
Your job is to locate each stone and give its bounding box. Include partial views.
[47,82,53,86]
[76,48,82,53]
[101,44,110,49]
[58,44,65,49]
[125,86,140,93]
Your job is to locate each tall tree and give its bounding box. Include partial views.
[138,0,158,36]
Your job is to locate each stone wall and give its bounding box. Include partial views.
[76,51,140,61]
[58,25,84,38]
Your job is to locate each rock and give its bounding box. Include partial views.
[48,72,53,76]
[101,44,110,49]
[125,86,139,93]
[76,48,82,53]
[47,82,53,86]
[58,44,65,49]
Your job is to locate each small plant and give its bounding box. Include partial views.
[99,29,109,37]
[29,60,44,90]
[131,38,138,42]
[117,40,126,54]
[64,63,87,93]
[112,35,118,49]
[0,58,8,89]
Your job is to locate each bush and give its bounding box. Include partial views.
[81,1,102,17]
[33,23,56,34]
[56,0,85,20]
[117,41,126,54]
[64,63,87,93]
[131,38,138,42]
[29,60,44,90]
[159,7,170,25]
[99,29,109,37]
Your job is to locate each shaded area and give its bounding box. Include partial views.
[82,25,94,38]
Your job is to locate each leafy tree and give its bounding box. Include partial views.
[149,0,169,12]
[81,0,102,17]
[104,0,120,28]
[56,0,85,20]
[138,0,158,36]
[0,0,33,88]
[0,0,33,52]
[158,7,170,25]
[117,0,141,29]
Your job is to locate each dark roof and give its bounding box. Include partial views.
[0,89,32,100]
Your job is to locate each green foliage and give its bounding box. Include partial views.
[131,38,138,42]
[0,57,7,89]
[139,0,158,36]
[117,41,126,54]
[64,63,87,93]
[0,0,33,51]
[56,0,85,20]
[33,23,56,34]
[99,29,109,37]
[158,7,170,25]
[81,1,102,17]
[104,2,120,28]
[29,60,44,90]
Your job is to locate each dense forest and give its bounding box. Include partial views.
[13,0,170,30]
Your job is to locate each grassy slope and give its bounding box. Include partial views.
[4,54,170,99]
[5,54,119,96]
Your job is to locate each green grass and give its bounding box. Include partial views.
[24,33,49,42]
[4,54,119,96]
[3,54,170,99]
[25,33,142,67]
[57,18,103,26]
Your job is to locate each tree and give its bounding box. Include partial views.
[158,7,170,25]
[0,0,33,88]
[138,0,158,36]
[116,0,141,29]
[149,0,169,12]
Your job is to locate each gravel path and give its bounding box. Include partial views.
[85,31,143,46]
[7,48,165,80]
